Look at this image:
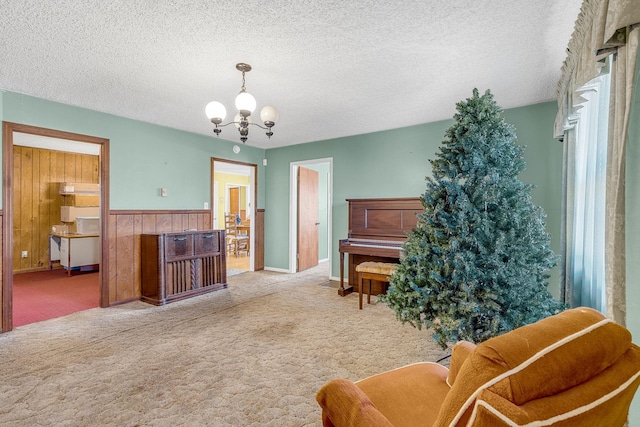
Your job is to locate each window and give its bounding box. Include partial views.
[569,59,611,312]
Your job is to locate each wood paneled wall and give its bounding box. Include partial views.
[3,208,259,321]
[13,146,99,272]
[2,208,263,328]
[108,210,212,305]
[255,209,265,270]
[0,211,3,331]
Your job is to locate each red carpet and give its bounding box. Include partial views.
[13,269,100,327]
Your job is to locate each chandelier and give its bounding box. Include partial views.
[205,63,279,144]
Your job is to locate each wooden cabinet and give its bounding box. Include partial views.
[50,233,100,276]
[140,230,227,305]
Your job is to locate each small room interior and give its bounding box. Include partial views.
[12,134,101,326]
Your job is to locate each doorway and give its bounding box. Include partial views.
[2,122,110,332]
[297,166,319,272]
[289,158,332,275]
[211,158,257,274]
[227,184,250,219]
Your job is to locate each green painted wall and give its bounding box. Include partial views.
[264,121,445,272]
[1,91,266,210]
[264,100,564,297]
[0,91,572,300]
[502,103,565,296]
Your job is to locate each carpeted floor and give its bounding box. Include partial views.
[0,262,448,426]
[12,270,100,327]
[226,268,247,277]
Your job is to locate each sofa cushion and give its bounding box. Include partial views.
[316,379,395,427]
[434,307,636,426]
[469,350,640,426]
[446,341,476,387]
[485,308,631,404]
[357,362,450,427]
[355,262,397,276]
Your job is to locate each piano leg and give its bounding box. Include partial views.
[338,251,353,296]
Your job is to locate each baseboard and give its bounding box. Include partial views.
[110,297,141,307]
[264,266,291,273]
[13,266,60,274]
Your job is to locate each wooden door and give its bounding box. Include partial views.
[297,167,319,272]
[229,187,240,215]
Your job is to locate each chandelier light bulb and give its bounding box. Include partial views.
[260,105,279,126]
[235,91,256,114]
[205,101,226,124]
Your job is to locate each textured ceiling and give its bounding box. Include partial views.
[0,1,582,149]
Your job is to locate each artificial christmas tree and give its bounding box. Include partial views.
[381,89,564,349]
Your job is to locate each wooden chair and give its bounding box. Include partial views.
[224,214,249,257]
[355,262,397,309]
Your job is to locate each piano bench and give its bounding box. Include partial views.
[355,262,398,309]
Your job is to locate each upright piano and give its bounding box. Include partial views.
[338,197,423,296]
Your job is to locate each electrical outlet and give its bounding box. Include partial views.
[204,202,209,209]
[21,250,28,258]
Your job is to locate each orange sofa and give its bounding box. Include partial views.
[316,307,640,426]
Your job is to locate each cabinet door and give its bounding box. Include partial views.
[165,234,194,260]
[197,255,222,287]
[69,237,100,267]
[195,232,219,255]
[50,236,61,262]
[166,260,193,294]
[60,238,70,267]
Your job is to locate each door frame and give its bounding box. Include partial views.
[2,122,110,332]
[211,158,257,271]
[289,157,333,275]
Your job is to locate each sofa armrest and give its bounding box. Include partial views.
[447,341,477,387]
[316,378,395,427]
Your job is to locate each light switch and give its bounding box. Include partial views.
[161,188,168,197]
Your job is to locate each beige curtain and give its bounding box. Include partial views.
[605,27,639,324]
[556,0,640,325]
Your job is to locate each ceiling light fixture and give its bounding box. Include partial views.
[205,63,279,144]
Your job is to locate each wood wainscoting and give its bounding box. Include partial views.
[1,208,262,331]
[0,210,4,330]
[255,209,265,271]
[108,210,213,305]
